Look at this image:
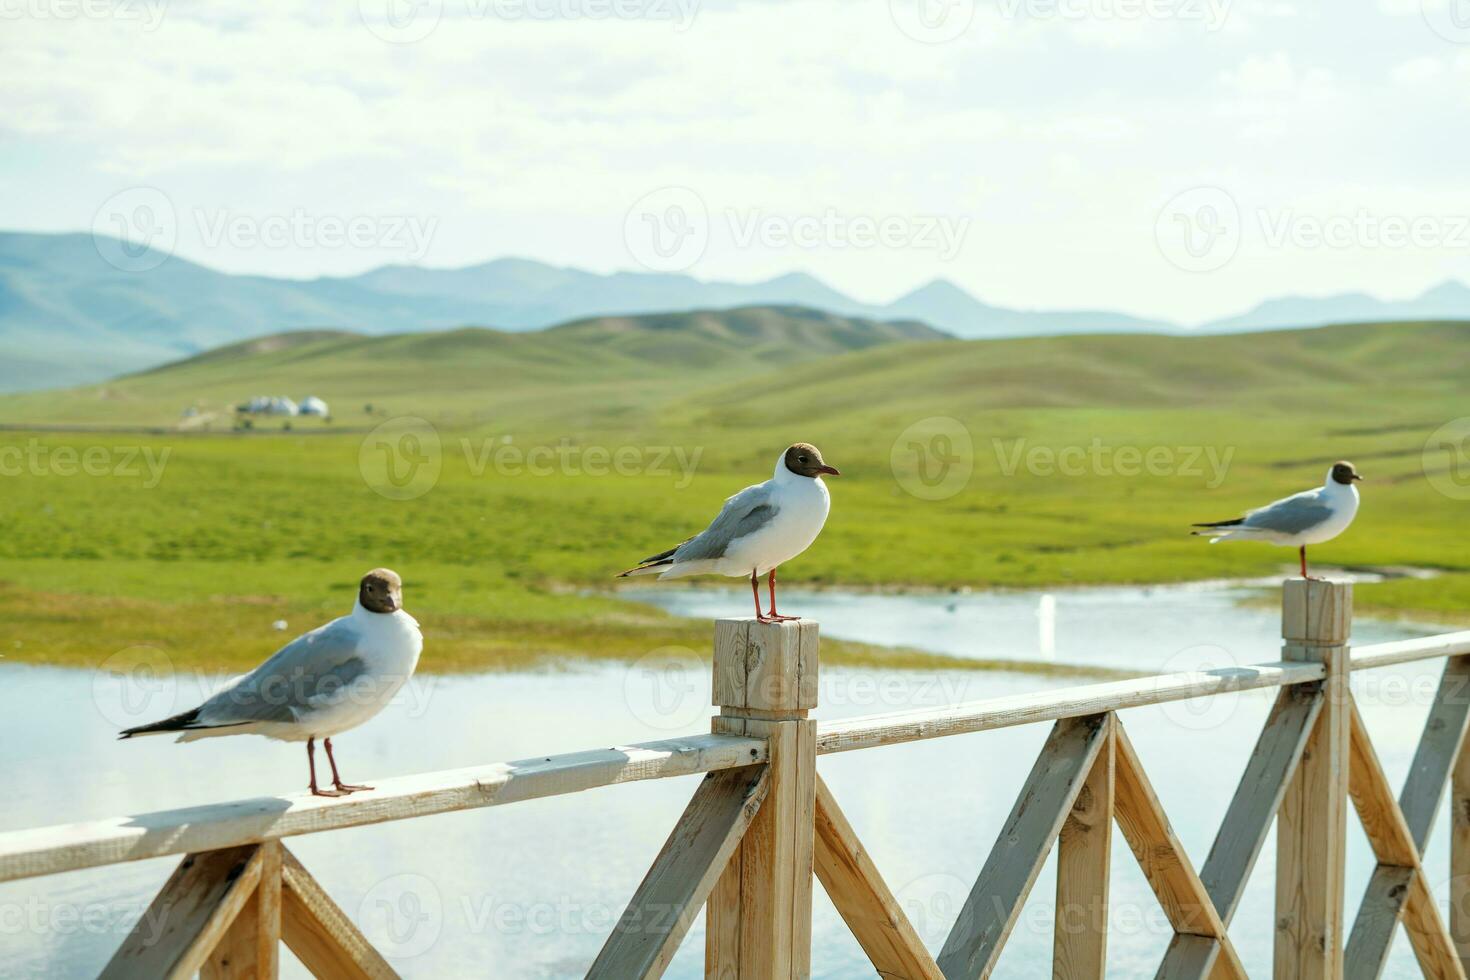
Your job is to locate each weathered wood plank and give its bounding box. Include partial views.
[1400,655,1470,851]
[1349,701,1423,868]
[202,840,282,980]
[1200,682,1322,922]
[1054,715,1114,980]
[1402,869,1467,980]
[1276,579,1350,980]
[588,765,767,980]
[816,661,1325,756]
[1454,713,1470,973]
[735,720,809,977]
[1159,936,1222,980]
[812,775,943,980]
[707,619,818,980]
[1111,723,1247,980]
[1349,632,1470,671]
[1344,865,1413,980]
[0,733,767,883]
[1346,701,1466,980]
[1112,722,1230,943]
[936,714,1109,980]
[100,844,264,980]
[1155,683,1321,980]
[279,848,399,980]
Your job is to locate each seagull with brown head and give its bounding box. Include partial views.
[119,568,423,797]
[620,443,840,622]
[1191,461,1362,580]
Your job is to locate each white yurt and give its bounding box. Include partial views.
[298,396,329,416]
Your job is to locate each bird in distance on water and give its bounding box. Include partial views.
[119,568,423,797]
[1192,461,1362,580]
[620,443,839,623]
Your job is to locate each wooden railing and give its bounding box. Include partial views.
[5,579,1470,978]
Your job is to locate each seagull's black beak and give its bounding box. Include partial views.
[1353,473,1364,481]
[817,464,840,477]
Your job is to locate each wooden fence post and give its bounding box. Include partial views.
[1276,579,1351,979]
[706,619,818,980]
[1452,676,1470,975]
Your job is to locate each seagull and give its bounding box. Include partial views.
[1191,461,1362,580]
[620,443,839,623]
[119,569,423,797]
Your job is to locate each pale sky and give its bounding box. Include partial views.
[3,0,1468,323]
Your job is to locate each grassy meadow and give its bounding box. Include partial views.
[2,312,1468,673]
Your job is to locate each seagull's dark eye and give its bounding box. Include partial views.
[798,455,808,463]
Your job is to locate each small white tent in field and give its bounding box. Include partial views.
[241,396,298,416]
[298,396,329,416]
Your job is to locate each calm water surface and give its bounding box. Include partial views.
[0,580,1454,978]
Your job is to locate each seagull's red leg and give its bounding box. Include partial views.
[766,568,799,622]
[1300,546,1307,579]
[751,570,770,622]
[307,737,345,797]
[324,737,372,793]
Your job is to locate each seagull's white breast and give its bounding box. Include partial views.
[720,476,831,576]
[1297,486,1359,545]
[293,609,423,739]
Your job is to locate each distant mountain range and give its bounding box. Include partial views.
[3,229,1469,391]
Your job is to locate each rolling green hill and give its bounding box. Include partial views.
[1,317,1468,672]
[0,305,947,428]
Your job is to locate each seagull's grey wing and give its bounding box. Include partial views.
[675,483,780,562]
[1242,489,1333,535]
[198,619,367,726]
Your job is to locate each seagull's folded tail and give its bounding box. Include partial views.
[118,706,246,740]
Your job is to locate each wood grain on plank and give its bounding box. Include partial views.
[813,775,942,980]
[936,714,1109,980]
[588,766,767,980]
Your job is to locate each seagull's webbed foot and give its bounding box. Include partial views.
[334,782,373,793]
[764,612,801,622]
[310,786,349,798]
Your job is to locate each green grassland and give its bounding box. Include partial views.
[2,311,1468,673]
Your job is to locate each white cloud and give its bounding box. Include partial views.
[0,0,1465,322]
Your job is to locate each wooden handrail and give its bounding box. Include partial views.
[0,733,766,885]
[7,628,1469,887]
[1348,630,1470,671]
[816,660,1327,755]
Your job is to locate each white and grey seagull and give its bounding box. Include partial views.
[620,443,839,622]
[119,568,423,797]
[1191,461,1362,580]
